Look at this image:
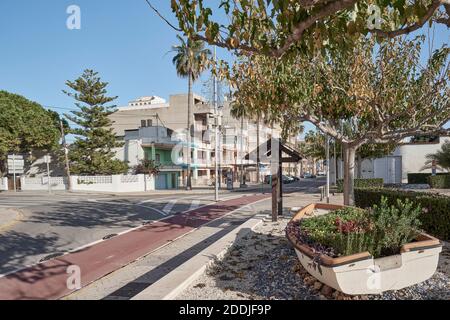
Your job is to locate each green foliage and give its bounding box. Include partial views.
[423,141,450,171]
[428,174,450,189]
[172,35,211,81]
[369,198,422,257]
[355,188,450,240]
[336,178,384,192]
[298,198,421,258]
[63,70,128,175]
[0,91,61,175]
[134,159,161,175]
[301,130,395,161]
[171,1,448,59]
[408,172,448,184]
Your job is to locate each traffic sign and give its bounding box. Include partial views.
[7,154,25,175]
[7,159,24,167]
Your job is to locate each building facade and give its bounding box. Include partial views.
[110,94,300,188]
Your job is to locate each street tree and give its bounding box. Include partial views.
[0,91,61,176]
[171,35,211,190]
[302,130,396,178]
[63,70,128,175]
[171,0,450,58]
[229,36,449,205]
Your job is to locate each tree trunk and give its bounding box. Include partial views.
[186,69,193,190]
[343,143,357,206]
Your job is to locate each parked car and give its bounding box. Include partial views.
[303,173,317,179]
[289,175,300,182]
[282,175,295,184]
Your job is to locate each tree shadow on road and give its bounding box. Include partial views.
[0,230,63,275]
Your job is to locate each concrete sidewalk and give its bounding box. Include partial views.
[0,193,269,300]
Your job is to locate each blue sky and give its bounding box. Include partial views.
[0,1,448,140]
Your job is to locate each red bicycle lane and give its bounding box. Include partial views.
[0,194,269,300]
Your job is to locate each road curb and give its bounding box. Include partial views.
[131,215,265,300]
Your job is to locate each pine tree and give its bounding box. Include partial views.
[63,70,128,175]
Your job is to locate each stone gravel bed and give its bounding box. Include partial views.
[176,216,450,300]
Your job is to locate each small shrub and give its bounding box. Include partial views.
[427,174,450,189]
[368,198,421,257]
[355,188,450,240]
[336,178,384,193]
[289,198,422,258]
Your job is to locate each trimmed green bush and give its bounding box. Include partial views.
[336,178,384,193]
[407,172,447,184]
[428,174,450,189]
[355,188,450,240]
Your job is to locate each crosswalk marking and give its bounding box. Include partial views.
[162,200,177,215]
[188,200,201,212]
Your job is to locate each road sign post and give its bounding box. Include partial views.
[45,155,51,194]
[12,154,16,192]
[8,154,25,192]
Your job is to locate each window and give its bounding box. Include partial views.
[141,120,147,128]
[155,154,161,163]
[147,119,153,127]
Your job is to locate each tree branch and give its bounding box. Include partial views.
[144,0,182,32]
[370,0,443,38]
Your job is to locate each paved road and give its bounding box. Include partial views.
[0,179,323,276]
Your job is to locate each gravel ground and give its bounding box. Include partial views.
[177,215,450,300]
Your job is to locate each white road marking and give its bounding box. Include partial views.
[162,200,177,215]
[188,200,201,212]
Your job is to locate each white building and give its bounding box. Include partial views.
[331,136,450,184]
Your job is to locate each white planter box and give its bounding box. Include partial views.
[287,203,442,295]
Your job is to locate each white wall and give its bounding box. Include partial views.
[114,139,145,169]
[70,174,155,193]
[0,177,8,191]
[21,177,67,191]
[394,137,450,183]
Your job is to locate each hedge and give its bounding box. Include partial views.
[336,178,384,193]
[407,172,448,184]
[354,188,450,240]
[428,174,450,189]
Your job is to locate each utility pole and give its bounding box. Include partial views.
[213,46,219,202]
[326,135,330,203]
[45,154,51,194]
[12,153,16,192]
[60,120,72,191]
[240,116,246,188]
[256,114,261,184]
[333,138,337,185]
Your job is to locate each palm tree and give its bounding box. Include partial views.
[422,141,450,171]
[172,35,211,190]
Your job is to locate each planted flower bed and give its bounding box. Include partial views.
[286,199,442,295]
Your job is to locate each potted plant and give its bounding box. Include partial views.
[286,198,442,295]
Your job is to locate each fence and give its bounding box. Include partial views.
[21,176,67,191]
[71,174,155,193]
[18,174,155,193]
[0,177,7,191]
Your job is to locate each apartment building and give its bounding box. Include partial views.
[110,93,302,188]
